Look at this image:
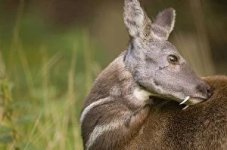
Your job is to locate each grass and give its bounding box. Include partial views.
[0,31,100,150]
[0,4,103,149]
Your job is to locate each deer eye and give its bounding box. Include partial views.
[167,55,179,64]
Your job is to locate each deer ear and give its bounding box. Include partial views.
[152,8,176,40]
[124,0,152,38]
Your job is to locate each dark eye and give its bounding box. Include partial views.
[167,55,179,64]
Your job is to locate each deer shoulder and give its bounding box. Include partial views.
[80,56,153,150]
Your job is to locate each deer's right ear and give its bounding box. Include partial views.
[124,0,151,38]
[152,8,176,40]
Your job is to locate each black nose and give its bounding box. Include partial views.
[196,82,212,99]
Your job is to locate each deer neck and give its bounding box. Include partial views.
[87,52,152,107]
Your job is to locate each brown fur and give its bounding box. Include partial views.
[81,54,153,150]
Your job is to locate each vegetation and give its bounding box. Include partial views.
[0,3,103,149]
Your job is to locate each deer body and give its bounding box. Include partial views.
[125,76,227,150]
[80,0,223,149]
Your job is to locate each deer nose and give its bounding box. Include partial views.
[196,82,212,99]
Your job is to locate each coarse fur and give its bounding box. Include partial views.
[80,0,219,149]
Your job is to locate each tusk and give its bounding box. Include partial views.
[182,105,189,110]
[180,96,190,105]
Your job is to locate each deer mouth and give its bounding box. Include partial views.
[180,96,206,106]
[180,96,190,105]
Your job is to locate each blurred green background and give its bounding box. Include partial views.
[0,0,226,149]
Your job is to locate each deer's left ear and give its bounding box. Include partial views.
[152,8,176,40]
[124,0,152,39]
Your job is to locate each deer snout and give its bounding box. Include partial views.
[183,82,212,106]
[195,82,212,99]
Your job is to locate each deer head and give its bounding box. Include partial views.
[124,0,212,105]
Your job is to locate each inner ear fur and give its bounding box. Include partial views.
[152,8,176,40]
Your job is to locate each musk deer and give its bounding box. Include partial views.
[79,0,224,149]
